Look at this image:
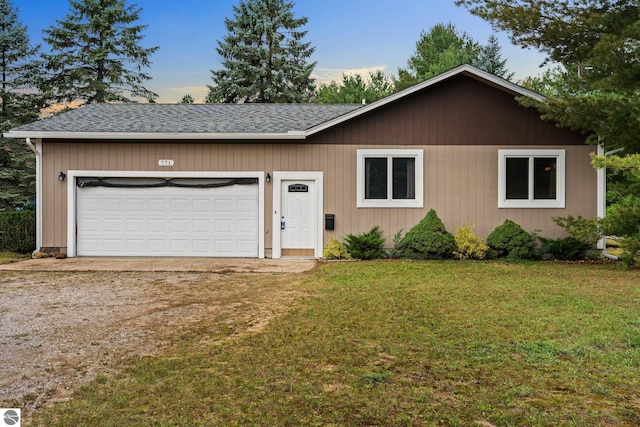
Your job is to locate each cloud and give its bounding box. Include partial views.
[157,85,210,103]
[312,65,389,85]
[166,85,210,96]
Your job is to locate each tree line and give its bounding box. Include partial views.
[1,0,639,267]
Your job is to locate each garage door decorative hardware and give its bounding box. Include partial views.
[76,177,258,188]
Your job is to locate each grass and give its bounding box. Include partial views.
[0,251,23,264]
[32,261,640,426]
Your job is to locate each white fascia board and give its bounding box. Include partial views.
[3,131,307,140]
[305,64,546,137]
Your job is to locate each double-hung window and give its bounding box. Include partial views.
[357,149,423,208]
[498,149,565,208]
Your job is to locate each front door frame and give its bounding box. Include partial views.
[272,171,323,259]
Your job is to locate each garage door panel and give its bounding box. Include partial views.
[126,199,144,212]
[148,240,167,254]
[171,219,188,233]
[103,239,121,253]
[192,219,210,233]
[148,219,166,233]
[126,219,144,233]
[76,182,259,257]
[126,240,144,253]
[238,219,256,231]
[104,199,122,212]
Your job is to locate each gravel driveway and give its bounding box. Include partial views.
[0,259,315,421]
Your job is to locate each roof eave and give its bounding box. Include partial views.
[2,130,308,140]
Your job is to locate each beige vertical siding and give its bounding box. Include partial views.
[39,74,597,252]
[40,141,596,251]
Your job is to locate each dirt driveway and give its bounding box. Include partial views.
[0,258,317,419]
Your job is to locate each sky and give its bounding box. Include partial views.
[13,0,550,103]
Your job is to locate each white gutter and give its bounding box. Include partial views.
[25,138,42,253]
[597,145,624,259]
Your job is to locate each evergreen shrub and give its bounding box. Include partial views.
[0,209,35,253]
[486,219,536,260]
[538,236,591,261]
[397,209,456,259]
[344,226,386,260]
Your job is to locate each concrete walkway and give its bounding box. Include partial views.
[0,257,318,273]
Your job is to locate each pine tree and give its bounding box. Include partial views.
[207,0,316,103]
[472,34,514,80]
[0,0,45,210]
[395,23,479,91]
[42,0,159,104]
[180,94,195,104]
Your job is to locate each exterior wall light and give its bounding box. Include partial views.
[266,173,271,183]
[58,171,66,181]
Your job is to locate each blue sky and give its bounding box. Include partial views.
[14,0,549,103]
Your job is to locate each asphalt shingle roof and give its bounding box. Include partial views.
[11,103,363,134]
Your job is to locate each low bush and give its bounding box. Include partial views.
[344,226,386,260]
[323,237,351,260]
[486,219,536,260]
[397,209,456,260]
[553,215,601,246]
[538,236,592,261]
[555,195,640,269]
[454,223,488,260]
[0,209,36,253]
[386,229,403,259]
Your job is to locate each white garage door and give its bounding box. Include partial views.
[76,182,259,257]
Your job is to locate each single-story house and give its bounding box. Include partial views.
[5,65,600,259]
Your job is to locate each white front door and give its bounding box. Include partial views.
[280,180,316,256]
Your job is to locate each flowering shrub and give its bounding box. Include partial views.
[323,237,351,260]
[454,224,488,260]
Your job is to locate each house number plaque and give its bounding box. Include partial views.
[158,159,174,167]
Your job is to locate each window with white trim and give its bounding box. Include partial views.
[357,149,424,208]
[498,149,566,208]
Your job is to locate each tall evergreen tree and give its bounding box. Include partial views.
[395,23,479,91]
[42,0,159,104]
[472,33,514,80]
[207,0,316,103]
[0,0,45,210]
[456,0,640,151]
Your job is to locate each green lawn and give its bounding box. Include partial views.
[34,261,640,426]
[0,251,22,264]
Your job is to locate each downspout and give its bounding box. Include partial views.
[597,145,624,260]
[25,138,42,254]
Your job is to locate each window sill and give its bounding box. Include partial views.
[498,200,565,209]
[357,199,423,208]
